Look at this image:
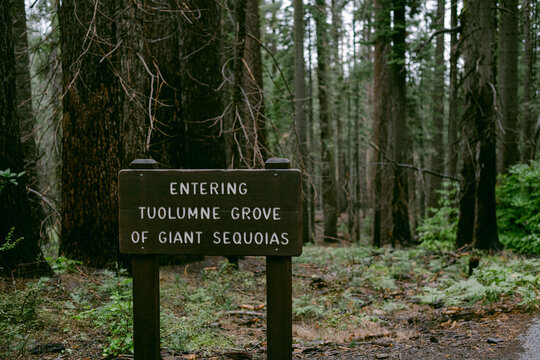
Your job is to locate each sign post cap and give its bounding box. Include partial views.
[129,159,158,169]
[265,158,290,169]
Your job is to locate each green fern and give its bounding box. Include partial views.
[416,257,540,308]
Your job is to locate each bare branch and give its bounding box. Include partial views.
[27,187,60,217]
[413,26,461,55]
[370,142,459,181]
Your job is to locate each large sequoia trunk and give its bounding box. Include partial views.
[180,0,226,170]
[456,0,500,250]
[0,1,50,276]
[59,1,122,267]
[144,0,183,168]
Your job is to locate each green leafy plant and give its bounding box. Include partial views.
[497,160,540,254]
[0,228,23,253]
[0,170,26,273]
[0,169,25,193]
[417,181,459,251]
[75,277,133,357]
[46,256,83,274]
[0,278,48,355]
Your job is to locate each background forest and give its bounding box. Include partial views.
[1,0,539,269]
[0,0,539,358]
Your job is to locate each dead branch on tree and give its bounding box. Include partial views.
[370,142,459,181]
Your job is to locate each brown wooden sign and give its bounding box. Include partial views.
[119,169,302,256]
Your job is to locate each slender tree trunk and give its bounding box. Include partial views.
[293,0,310,243]
[231,0,248,168]
[243,0,267,167]
[357,12,372,241]
[331,0,346,215]
[307,18,316,240]
[349,14,360,241]
[390,0,411,246]
[11,0,46,232]
[12,0,39,186]
[521,0,535,161]
[0,1,50,276]
[499,0,520,172]
[372,0,393,247]
[456,0,501,250]
[59,0,122,267]
[447,0,459,177]
[429,0,445,207]
[314,0,338,241]
[347,74,354,239]
[456,139,476,248]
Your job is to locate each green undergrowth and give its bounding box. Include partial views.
[497,160,540,254]
[160,261,254,352]
[416,161,540,255]
[46,256,82,274]
[416,256,540,308]
[71,264,243,357]
[0,278,48,357]
[293,245,539,331]
[292,246,438,331]
[417,181,459,251]
[1,247,538,358]
[74,271,134,357]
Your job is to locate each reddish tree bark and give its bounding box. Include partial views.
[59,0,122,267]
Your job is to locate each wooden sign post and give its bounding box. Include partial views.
[119,158,302,360]
[129,159,160,360]
[265,159,293,360]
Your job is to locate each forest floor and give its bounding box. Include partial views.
[1,245,539,360]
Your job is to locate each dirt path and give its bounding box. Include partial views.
[159,313,538,360]
[501,317,540,360]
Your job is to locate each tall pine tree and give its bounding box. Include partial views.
[456,0,500,250]
[0,1,50,276]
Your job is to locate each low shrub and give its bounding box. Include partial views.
[497,160,540,254]
[417,181,459,251]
